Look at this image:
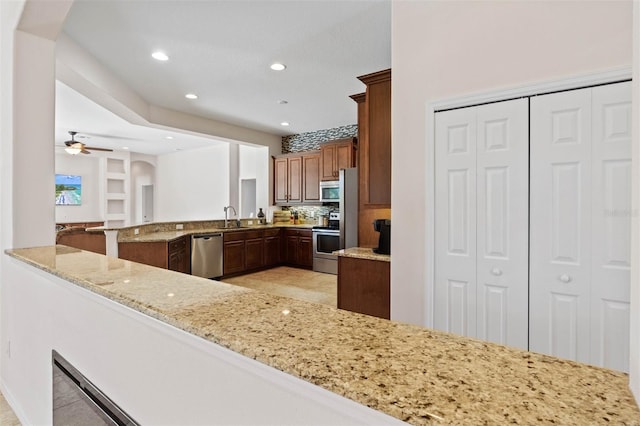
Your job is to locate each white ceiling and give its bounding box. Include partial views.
[56,0,391,155]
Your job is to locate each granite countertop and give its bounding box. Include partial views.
[335,247,391,262]
[6,246,640,424]
[111,223,315,243]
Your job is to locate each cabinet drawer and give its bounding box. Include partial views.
[264,228,281,237]
[224,231,246,242]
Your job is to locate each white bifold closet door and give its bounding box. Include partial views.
[435,98,529,350]
[530,82,631,371]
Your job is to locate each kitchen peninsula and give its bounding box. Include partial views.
[4,246,640,424]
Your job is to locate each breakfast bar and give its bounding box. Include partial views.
[4,246,639,424]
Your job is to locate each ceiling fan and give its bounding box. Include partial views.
[64,131,113,155]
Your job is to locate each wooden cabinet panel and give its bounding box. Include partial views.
[297,235,313,268]
[245,238,264,270]
[302,152,321,203]
[320,144,336,181]
[354,69,391,207]
[118,235,191,274]
[274,157,289,203]
[320,138,356,181]
[274,154,312,205]
[338,256,390,319]
[336,142,354,172]
[288,157,302,203]
[264,234,282,267]
[284,229,313,269]
[223,240,245,275]
[168,236,190,274]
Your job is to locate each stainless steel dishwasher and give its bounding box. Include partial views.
[191,233,223,278]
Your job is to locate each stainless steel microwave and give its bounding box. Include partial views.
[320,180,340,202]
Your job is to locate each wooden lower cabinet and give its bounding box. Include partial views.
[337,256,390,319]
[284,229,313,269]
[119,235,191,274]
[223,238,245,276]
[263,229,282,267]
[245,237,264,270]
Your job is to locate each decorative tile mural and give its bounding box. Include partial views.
[282,124,357,153]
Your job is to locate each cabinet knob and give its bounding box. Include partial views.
[491,268,502,276]
[559,274,572,283]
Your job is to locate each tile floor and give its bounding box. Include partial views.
[0,391,20,426]
[221,266,337,307]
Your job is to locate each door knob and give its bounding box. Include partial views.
[491,268,502,276]
[559,274,572,283]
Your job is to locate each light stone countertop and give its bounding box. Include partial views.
[110,223,315,243]
[335,247,391,262]
[6,246,640,425]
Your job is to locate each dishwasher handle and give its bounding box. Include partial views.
[193,233,223,240]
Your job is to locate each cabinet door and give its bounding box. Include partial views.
[320,144,337,181]
[223,240,245,275]
[297,235,313,268]
[245,238,264,270]
[274,157,289,203]
[288,157,303,203]
[335,142,353,172]
[264,235,281,266]
[302,153,321,202]
[285,235,298,265]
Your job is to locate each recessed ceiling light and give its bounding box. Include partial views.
[270,63,286,71]
[280,122,290,126]
[277,100,288,105]
[185,93,198,100]
[151,51,169,61]
[122,146,129,150]
[165,136,174,140]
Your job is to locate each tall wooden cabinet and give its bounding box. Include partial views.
[351,69,392,248]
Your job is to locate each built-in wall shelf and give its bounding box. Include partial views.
[101,155,130,228]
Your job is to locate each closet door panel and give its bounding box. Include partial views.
[590,81,631,371]
[435,108,477,338]
[530,88,592,364]
[476,98,529,350]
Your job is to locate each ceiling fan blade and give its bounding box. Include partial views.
[84,146,114,152]
[80,149,91,154]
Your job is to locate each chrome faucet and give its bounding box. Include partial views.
[224,205,237,228]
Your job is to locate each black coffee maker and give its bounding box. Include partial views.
[372,219,391,255]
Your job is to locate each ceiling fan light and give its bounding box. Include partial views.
[65,146,81,155]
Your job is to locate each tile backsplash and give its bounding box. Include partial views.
[282,124,357,153]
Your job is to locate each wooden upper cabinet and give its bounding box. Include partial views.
[320,137,356,181]
[274,157,289,204]
[288,156,302,203]
[274,152,318,204]
[302,151,321,203]
[273,155,302,204]
[354,69,391,207]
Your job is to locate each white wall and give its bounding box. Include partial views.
[391,0,633,325]
[155,144,230,221]
[55,151,103,223]
[239,144,269,216]
[130,158,156,224]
